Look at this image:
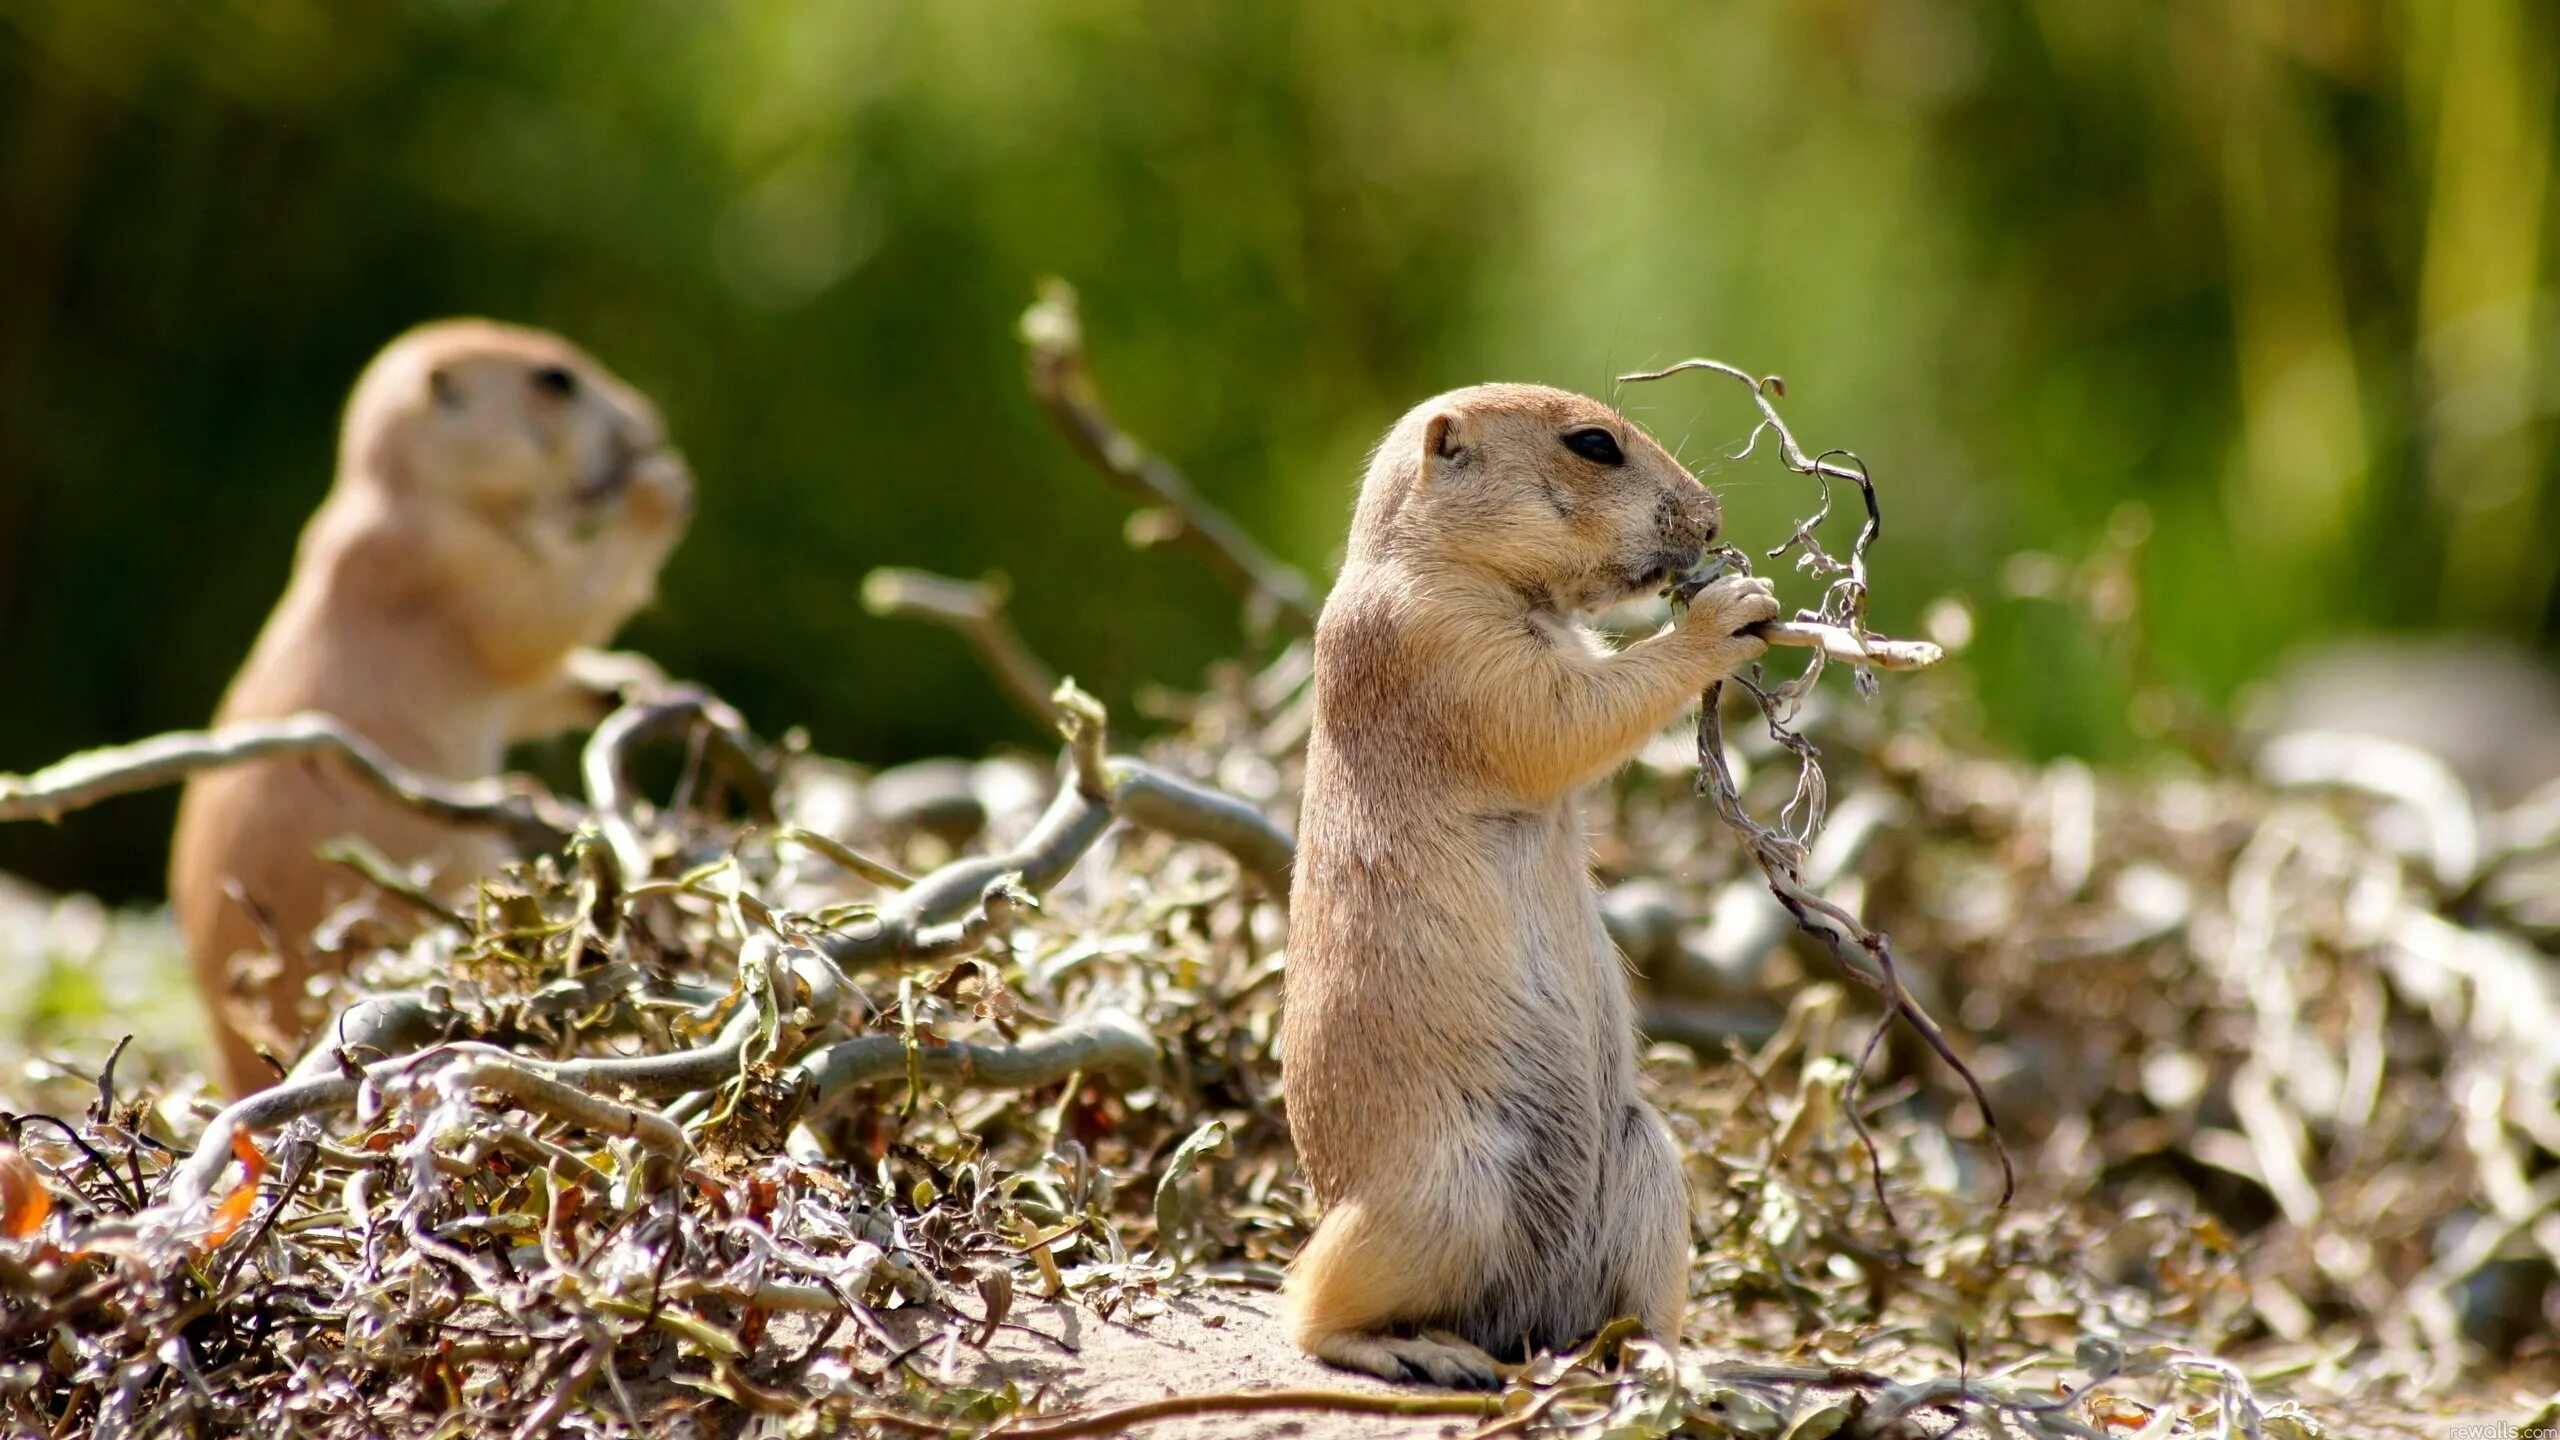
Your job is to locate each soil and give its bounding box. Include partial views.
[853,1288,1488,1440]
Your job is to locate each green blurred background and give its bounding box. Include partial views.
[2,0,2554,903]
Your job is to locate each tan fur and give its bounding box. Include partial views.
[169,320,691,1095]
[1282,384,1778,1385]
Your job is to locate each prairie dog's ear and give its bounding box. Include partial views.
[1422,410,1471,475]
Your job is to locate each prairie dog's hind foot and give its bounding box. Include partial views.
[1304,1328,1502,1390]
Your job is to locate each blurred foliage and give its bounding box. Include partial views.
[1,0,2555,901]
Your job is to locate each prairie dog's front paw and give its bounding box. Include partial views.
[514,647,674,737]
[562,647,672,703]
[1678,575,1780,663]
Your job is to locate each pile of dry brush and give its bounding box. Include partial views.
[0,287,2551,1438]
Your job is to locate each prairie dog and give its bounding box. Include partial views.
[170,320,691,1095]
[1282,384,1778,1386]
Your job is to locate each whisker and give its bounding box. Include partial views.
[1603,304,1628,409]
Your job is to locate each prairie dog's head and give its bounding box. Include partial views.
[333,319,692,631]
[1348,383,1719,612]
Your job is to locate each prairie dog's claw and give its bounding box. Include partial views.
[1310,1330,1502,1391]
[1683,574,1781,641]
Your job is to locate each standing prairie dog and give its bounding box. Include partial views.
[1282,384,1778,1386]
[170,320,692,1095]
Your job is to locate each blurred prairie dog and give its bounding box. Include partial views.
[170,320,692,1095]
[1283,384,1777,1386]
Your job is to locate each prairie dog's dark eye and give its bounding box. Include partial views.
[531,364,579,398]
[1561,428,1624,466]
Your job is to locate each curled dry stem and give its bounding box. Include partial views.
[583,687,775,885]
[173,1001,768,1209]
[1621,357,2009,1212]
[1622,358,1882,623]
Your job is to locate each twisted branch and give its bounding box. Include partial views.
[789,1010,1156,1114]
[431,1059,690,1189]
[1699,688,2014,1214]
[820,683,1293,968]
[1624,359,2010,1212]
[1105,756,1293,897]
[583,687,775,884]
[173,1000,768,1209]
[818,779,1112,969]
[1622,359,1883,626]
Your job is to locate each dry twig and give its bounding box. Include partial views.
[1021,280,1320,636]
[862,568,1065,729]
[0,713,574,850]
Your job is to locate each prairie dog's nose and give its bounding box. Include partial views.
[631,450,693,520]
[619,402,670,456]
[1659,486,1716,550]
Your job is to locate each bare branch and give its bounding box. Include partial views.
[1622,359,1880,617]
[819,779,1111,969]
[773,824,914,889]
[821,686,1292,966]
[861,568,1065,730]
[1053,679,1112,800]
[790,1010,1157,1113]
[281,991,454,1085]
[1758,619,1942,671]
[1106,757,1293,897]
[0,713,573,851]
[965,1387,1495,1440]
[900,873,1035,962]
[1698,683,2015,1212]
[1021,279,1319,636]
[175,1000,768,1210]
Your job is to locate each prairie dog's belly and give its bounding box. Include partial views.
[1458,798,1637,1154]
[1473,798,1629,1044]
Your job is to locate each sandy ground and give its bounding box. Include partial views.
[828,1286,2531,1440]
[856,1287,1501,1440]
